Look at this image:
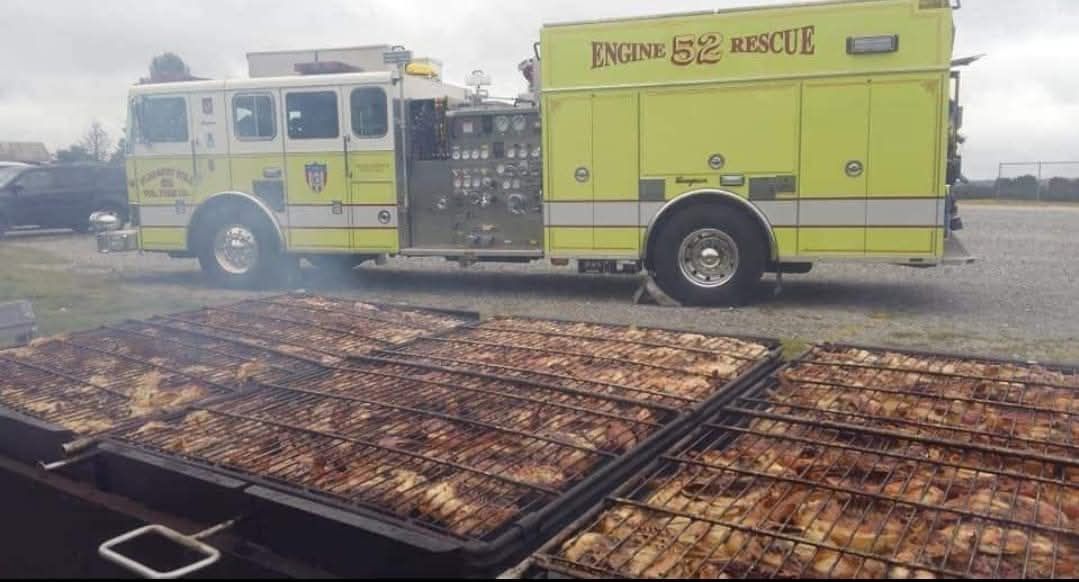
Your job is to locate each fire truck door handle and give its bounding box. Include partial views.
[574,167,591,183]
[845,160,864,178]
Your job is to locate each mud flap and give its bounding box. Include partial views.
[633,274,682,307]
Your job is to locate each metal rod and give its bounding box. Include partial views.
[248,381,616,458]
[143,318,337,367]
[158,315,347,363]
[727,404,1079,470]
[207,304,395,347]
[413,335,725,379]
[478,320,760,361]
[608,498,970,579]
[190,406,561,496]
[385,347,698,405]
[795,357,1079,391]
[256,296,439,332]
[52,337,236,395]
[357,352,678,419]
[779,374,1079,419]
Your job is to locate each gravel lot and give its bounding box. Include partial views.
[6,204,1078,362]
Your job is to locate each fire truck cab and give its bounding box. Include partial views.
[104,0,971,306]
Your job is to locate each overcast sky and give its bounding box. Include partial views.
[1,0,1077,178]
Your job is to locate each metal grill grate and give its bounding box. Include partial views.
[538,345,1079,579]
[386,318,775,410]
[163,295,474,360]
[112,356,678,541]
[0,337,228,436]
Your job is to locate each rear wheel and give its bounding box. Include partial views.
[197,208,285,289]
[652,206,766,306]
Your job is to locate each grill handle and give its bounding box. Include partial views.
[98,520,235,579]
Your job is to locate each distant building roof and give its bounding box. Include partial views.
[0,142,50,164]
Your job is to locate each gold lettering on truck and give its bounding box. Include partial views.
[590,25,815,70]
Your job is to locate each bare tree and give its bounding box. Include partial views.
[79,121,113,163]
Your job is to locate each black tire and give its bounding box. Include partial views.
[652,205,767,306]
[196,206,285,289]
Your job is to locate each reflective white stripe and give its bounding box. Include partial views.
[548,198,944,229]
[288,206,349,229]
[350,206,399,228]
[799,200,866,227]
[546,202,594,227]
[286,205,398,229]
[866,198,942,227]
[755,201,798,228]
[138,206,192,228]
[640,202,665,225]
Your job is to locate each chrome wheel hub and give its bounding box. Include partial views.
[678,228,740,289]
[213,225,259,275]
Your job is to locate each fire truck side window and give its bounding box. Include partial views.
[350,87,388,138]
[286,91,339,140]
[140,96,189,143]
[233,94,276,140]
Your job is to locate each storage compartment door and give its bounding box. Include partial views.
[545,94,593,253]
[866,76,944,255]
[592,93,640,253]
[798,80,869,255]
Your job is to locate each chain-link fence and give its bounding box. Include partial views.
[953,161,1079,202]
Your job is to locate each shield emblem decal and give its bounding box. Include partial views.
[305,163,328,194]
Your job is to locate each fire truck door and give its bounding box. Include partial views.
[798,79,869,255]
[227,90,289,235]
[190,92,230,204]
[345,84,399,253]
[546,94,594,253]
[283,88,349,252]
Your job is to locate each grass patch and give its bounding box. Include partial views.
[0,245,207,336]
[780,337,812,360]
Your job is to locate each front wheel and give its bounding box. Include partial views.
[652,207,766,306]
[197,209,285,289]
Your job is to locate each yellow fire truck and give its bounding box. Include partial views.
[99,0,973,306]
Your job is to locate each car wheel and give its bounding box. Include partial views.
[652,206,767,306]
[197,208,284,289]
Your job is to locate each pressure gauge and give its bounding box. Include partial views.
[495,116,510,133]
[452,147,461,161]
[472,149,481,160]
[512,115,527,132]
[480,146,490,160]
[502,179,512,190]
[507,147,517,159]
[496,164,506,175]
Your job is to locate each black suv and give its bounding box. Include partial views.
[0,164,128,237]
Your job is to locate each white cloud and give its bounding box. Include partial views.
[1,0,1076,178]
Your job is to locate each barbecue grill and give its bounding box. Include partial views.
[163,294,477,362]
[0,294,475,464]
[89,319,780,577]
[525,344,1079,579]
